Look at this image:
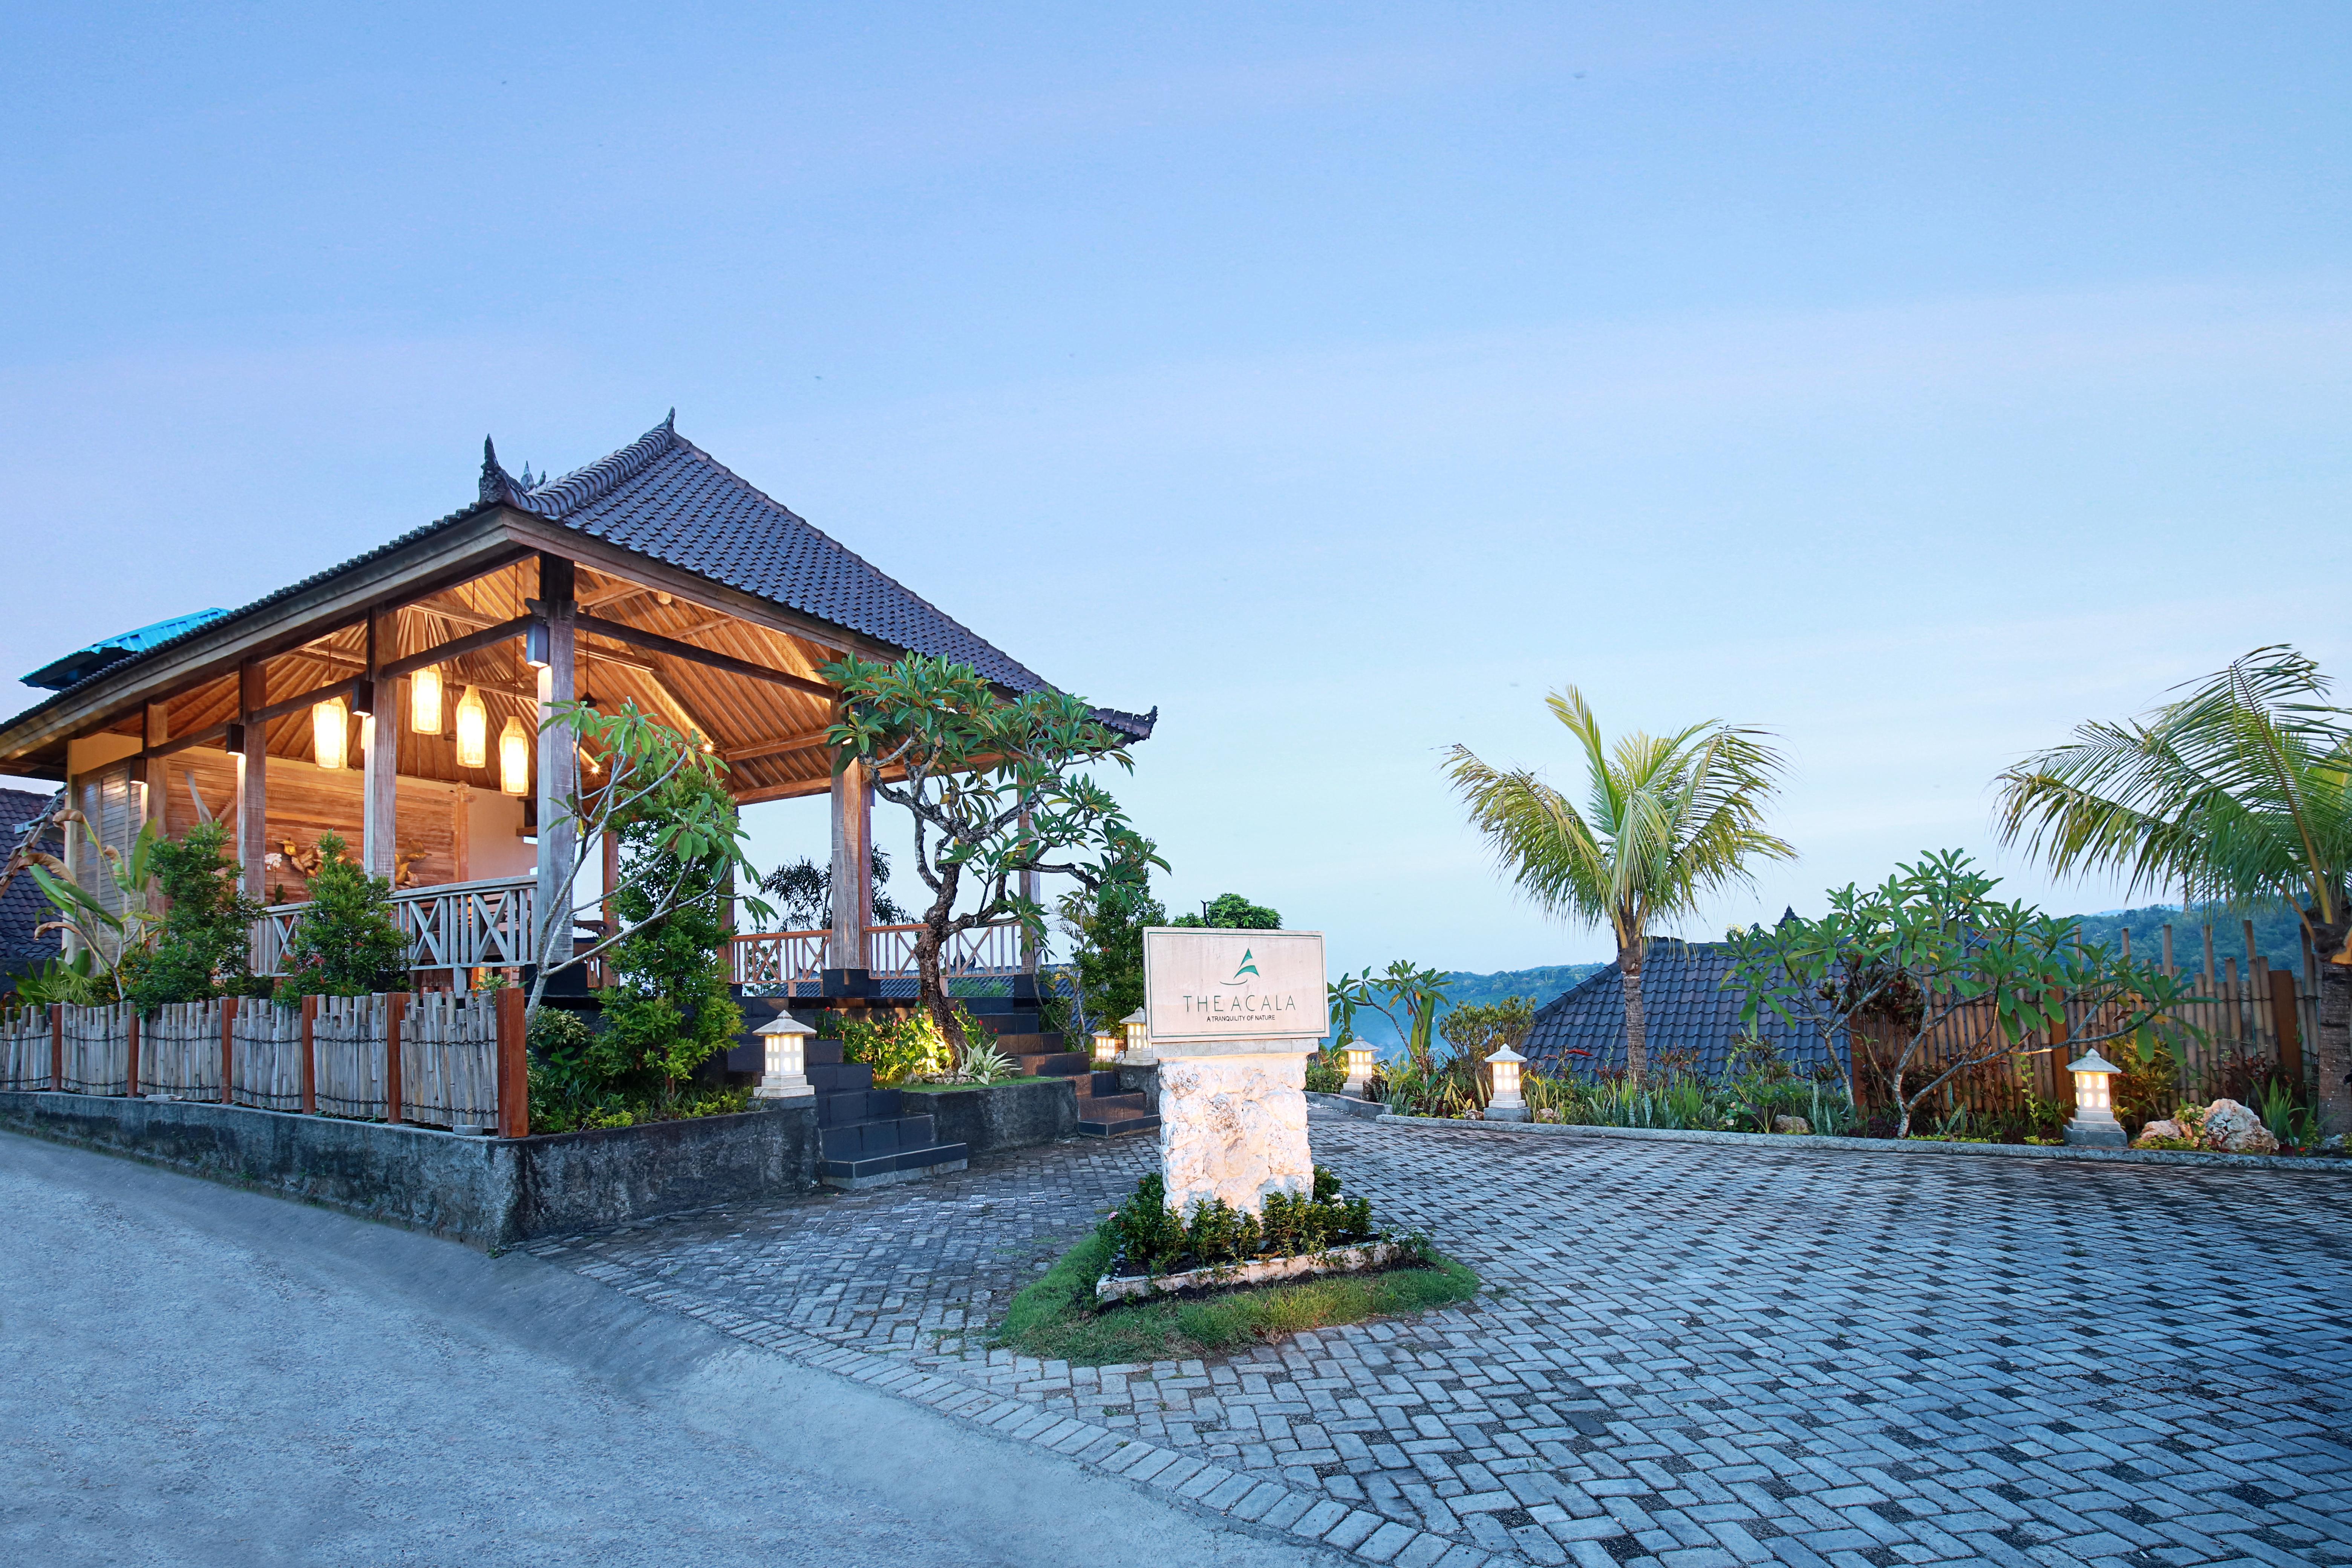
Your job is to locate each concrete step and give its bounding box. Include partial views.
[1077,1109,1158,1139]
[818,1142,969,1190]
[1004,1051,1089,1079]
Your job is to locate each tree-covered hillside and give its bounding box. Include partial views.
[2063,903,2309,972]
[1342,963,1603,1050]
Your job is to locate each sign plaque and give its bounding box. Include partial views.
[1142,928,1329,1047]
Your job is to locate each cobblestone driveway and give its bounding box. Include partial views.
[531,1115,2352,1567]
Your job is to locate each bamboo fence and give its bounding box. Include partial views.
[1855,918,2323,1123]
[2,992,525,1136]
[0,1007,52,1090]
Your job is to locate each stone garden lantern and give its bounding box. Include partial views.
[1483,1043,1529,1122]
[753,1013,815,1100]
[1092,1029,1120,1065]
[1120,1006,1153,1065]
[1344,1043,1377,1098]
[2063,1048,2125,1148]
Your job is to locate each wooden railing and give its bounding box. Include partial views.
[0,994,527,1135]
[253,875,537,978]
[724,919,1026,994]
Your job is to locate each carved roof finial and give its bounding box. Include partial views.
[479,436,512,504]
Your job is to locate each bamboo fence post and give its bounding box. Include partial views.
[219,997,237,1104]
[384,992,407,1124]
[126,1010,139,1098]
[300,994,317,1115]
[2269,966,2305,1089]
[50,1003,63,1090]
[496,986,527,1138]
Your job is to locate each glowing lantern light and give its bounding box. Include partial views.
[1092,1029,1120,1065]
[1344,1043,1378,1098]
[1121,1006,1151,1064]
[498,716,531,796]
[1482,1043,1529,1122]
[411,666,443,735]
[455,687,488,770]
[2064,1049,2126,1148]
[312,697,349,771]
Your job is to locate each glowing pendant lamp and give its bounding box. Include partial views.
[455,687,488,770]
[410,665,443,735]
[311,697,349,771]
[498,715,531,796]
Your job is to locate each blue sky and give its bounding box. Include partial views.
[4,4,2347,971]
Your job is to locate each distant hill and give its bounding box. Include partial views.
[1343,963,1604,1050]
[2063,903,2308,973]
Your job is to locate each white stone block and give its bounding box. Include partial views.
[1156,1047,1313,1215]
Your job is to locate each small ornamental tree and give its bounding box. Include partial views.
[1054,878,1167,1037]
[524,701,771,1023]
[1723,850,2202,1138]
[760,847,909,929]
[821,653,1165,1050]
[130,821,265,1009]
[1331,961,1453,1075]
[275,832,408,1000]
[597,764,744,1102]
[1171,893,1282,930]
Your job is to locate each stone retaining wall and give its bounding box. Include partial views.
[899,1077,1076,1154]
[0,1090,820,1250]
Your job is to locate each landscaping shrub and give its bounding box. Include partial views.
[271,832,406,1001]
[820,1003,1001,1086]
[1103,1167,1381,1278]
[125,821,266,1010]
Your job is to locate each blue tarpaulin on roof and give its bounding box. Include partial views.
[20,609,230,691]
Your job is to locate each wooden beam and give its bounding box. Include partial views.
[572,612,835,700]
[724,726,836,764]
[380,617,532,682]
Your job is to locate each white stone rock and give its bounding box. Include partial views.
[1772,1115,1811,1135]
[1157,1049,1314,1215]
[2132,1118,2189,1147]
[2199,1098,2278,1154]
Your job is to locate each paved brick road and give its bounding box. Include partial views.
[531,1114,2352,1567]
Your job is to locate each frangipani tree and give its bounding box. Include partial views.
[1995,646,2352,1131]
[1446,686,1793,1084]
[821,654,1164,1049]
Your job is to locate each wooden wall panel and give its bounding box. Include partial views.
[157,747,463,898]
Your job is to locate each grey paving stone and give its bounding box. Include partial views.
[527,1112,2352,1567]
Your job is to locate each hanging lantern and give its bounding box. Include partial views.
[311,697,349,771]
[455,686,488,770]
[411,666,443,735]
[498,716,531,796]
[1482,1043,1529,1122]
[2064,1049,2126,1148]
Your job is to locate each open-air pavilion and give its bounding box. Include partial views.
[0,414,1154,998]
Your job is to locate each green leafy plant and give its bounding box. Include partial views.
[11,952,109,1008]
[1104,1166,1380,1279]
[1050,879,1165,1038]
[1726,850,2203,1138]
[1332,960,1453,1077]
[822,652,1165,1052]
[23,809,168,998]
[272,833,406,1001]
[1446,685,1793,1084]
[1171,893,1282,930]
[130,821,267,1009]
[2255,1077,2319,1151]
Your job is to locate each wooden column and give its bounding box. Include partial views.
[125,1011,139,1099]
[533,555,577,975]
[236,659,270,898]
[2269,966,2304,1089]
[828,753,871,972]
[361,606,402,882]
[495,986,528,1138]
[299,994,318,1115]
[139,702,170,918]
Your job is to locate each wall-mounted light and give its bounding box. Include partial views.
[411,666,443,735]
[498,716,531,796]
[525,619,551,669]
[312,697,349,771]
[455,687,488,769]
[350,678,376,719]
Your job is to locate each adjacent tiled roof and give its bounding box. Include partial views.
[4,416,1155,743]
[1521,940,1840,1081]
[0,789,65,980]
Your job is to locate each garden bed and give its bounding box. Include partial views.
[994,1225,1479,1364]
[1096,1239,1410,1302]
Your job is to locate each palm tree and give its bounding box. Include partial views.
[1445,687,1794,1085]
[1995,646,2352,1133]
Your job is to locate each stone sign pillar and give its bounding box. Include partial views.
[1142,929,1328,1216]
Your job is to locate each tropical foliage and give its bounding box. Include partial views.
[759,846,910,929]
[272,832,406,1001]
[1445,685,1792,1083]
[1994,646,2352,1131]
[1051,878,1165,1038]
[1330,960,1452,1074]
[1171,893,1282,930]
[822,653,1164,1050]
[596,763,746,1102]
[1723,850,2201,1138]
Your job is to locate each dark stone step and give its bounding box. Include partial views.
[819,1142,971,1189]
[809,1061,872,1093]
[1077,1111,1159,1139]
[817,1087,899,1125]
[1078,1091,1148,1114]
[989,1032,1064,1054]
[1005,1052,1089,1078]
[1081,1071,1124,1098]
[819,1113,940,1160]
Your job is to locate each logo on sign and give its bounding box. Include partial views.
[1226,948,1260,984]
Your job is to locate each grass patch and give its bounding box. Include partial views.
[993,1226,1482,1366]
[895,1075,1054,1092]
